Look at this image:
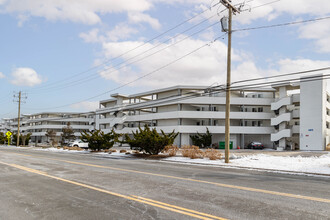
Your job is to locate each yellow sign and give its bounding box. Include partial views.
[6,131,12,146]
[6,131,12,137]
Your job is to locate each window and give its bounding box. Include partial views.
[252,108,256,112]
[258,107,263,112]
[252,94,256,98]
[252,121,256,126]
[244,121,248,126]
[196,122,200,126]
[257,121,262,127]
[258,94,263,98]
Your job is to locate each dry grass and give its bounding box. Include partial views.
[181,145,204,159]
[162,145,179,157]
[326,144,330,151]
[125,152,131,155]
[110,149,117,153]
[204,149,222,160]
[104,149,110,153]
[120,149,127,153]
[69,146,84,151]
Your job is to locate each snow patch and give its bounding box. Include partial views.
[163,153,330,175]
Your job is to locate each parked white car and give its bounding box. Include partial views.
[69,140,89,149]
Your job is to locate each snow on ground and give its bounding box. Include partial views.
[33,147,132,158]
[33,147,90,154]
[1,145,329,175]
[163,153,330,175]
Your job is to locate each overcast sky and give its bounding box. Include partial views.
[0,0,330,117]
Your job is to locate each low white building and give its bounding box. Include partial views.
[2,112,96,144]
[96,78,330,151]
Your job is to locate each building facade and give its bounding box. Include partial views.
[96,78,330,151]
[96,86,276,149]
[2,112,96,144]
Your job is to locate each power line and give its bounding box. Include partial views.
[116,72,330,111]
[24,34,227,111]
[7,68,330,121]
[27,2,222,92]
[29,20,222,94]
[233,15,330,32]
[231,66,330,86]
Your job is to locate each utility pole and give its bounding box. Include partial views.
[13,91,27,147]
[219,0,240,163]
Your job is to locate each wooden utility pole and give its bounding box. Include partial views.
[14,91,27,147]
[16,91,21,147]
[224,7,232,163]
[219,0,240,163]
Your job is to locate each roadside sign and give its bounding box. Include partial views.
[6,131,12,146]
[6,131,12,137]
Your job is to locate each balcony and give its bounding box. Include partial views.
[116,125,275,134]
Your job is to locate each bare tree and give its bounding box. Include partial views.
[46,130,57,146]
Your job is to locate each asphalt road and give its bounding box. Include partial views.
[0,147,329,220]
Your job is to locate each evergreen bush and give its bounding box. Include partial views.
[190,127,212,148]
[123,125,178,155]
[81,129,120,151]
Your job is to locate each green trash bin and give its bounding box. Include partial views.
[219,141,233,149]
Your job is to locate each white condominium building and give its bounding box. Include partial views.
[96,77,330,151]
[3,112,96,144]
[96,86,276,149]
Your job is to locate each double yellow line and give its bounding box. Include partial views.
[4,152,330,204]
[0,161,226,220]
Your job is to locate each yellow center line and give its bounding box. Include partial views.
[0,161,226,220]
[4,151,330,204]
[132,196,226,220]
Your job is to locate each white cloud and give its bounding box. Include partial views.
[1,0,152,25]
[97,33,330,89]
[71,101,99,111]
[98,37,238,88]
[106,24,138,41]
[79,28,104,43]
[0,72,5,79]
[298,19,330,53]
[80,24,138,44]
[128,12,161,29]
[10,67,43,87]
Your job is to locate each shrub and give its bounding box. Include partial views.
[11,132,32,146]
[125,152,131,155]
[163,145,179,156]
[190,128,212,148]
[110,149,117,153]
[181,145,204,159]
[123,125,178,155]
[81,129,120,151]
[120,149,127,153]
[204,149,222,160]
